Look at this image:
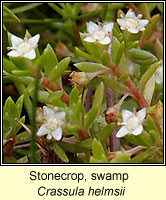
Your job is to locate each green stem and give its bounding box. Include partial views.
[30,64,41,163]
[3,18,57,24]
[48,3,64,16]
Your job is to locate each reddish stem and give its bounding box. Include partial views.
[42,76,70,105]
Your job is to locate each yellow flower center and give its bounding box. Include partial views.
[17,42,32,55]
[45,116,59,131]
[126,18,139,29]
[126,116,140,131]
[93,30,105,40]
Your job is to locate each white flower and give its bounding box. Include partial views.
[155,61,163,84]
[116,108,146,138]
[36,106,66,140]
[7,33,40,59]
[117,9,149,34]
[83,21,114,45]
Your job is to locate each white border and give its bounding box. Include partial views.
[1,1,165,166]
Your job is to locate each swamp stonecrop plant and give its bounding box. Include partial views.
[3,3,163,164]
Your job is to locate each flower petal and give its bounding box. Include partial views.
[43,106,54,118]
[117,19,126,28]
[116,126,129,138]
[87,21,99,33]
[83,36,96,43]
[139,19,149,27]
[122,110,134,124]
[126,9,136,18]
[57,111,66,120]
[136,108,146,121]
[7,50,20,57]
[23,49,36,60]
[52,127,62,140]
[11,35,23,47]
[128,28,139,34]
[132,125,143,136]
[103,23,114,33]
[37,124,48,136]
[99,36,111,45]
[155,77,163,84]
[28,34,40,46]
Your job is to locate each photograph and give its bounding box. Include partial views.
[2,2,164,164]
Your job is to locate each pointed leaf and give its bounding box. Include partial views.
[98,123,115,142]
[74,62,109,73]
[42,44,58,76]
[84,106,98,128]
[50,142,69,163]
[127,48,158,65]
[16,95,24,118]
[99,75,129,94]
[110,154,131,163]
[49,57,71,82]
[93,82,104,116]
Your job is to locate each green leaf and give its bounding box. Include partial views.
[138,3,151,20]
[75,47,98,62]
[125,41,139,50]
[47,91,63,103]
[110,154,131,163]
[80,34,101,59]
[42,44,58,76]
[91,121,101,138]
[140,14,160,41]
[125,130,153,147]
[60,140,86,153]
[127,48,158,65]
[69,87,80,107]
[49,57,71,82]
[16,131,31,144]
[143,74,155,105]
[153,39,163,60]
[3,59,18,73]
[48,3,64,16]
[101,50,111,66]
[65,3,73,17]
[17,76,34,86]
[73,3,83,16]
[74,100,84,123]
[148,3,158,12]
[98,123,115,142]
[145,115,160,143]
[139,61,161,90]
[74,62,109,73]
[111,36,120,63]
[16,84,33,119]
[129,147,158,163]
[112,37,125,66]
[3,116,13,139]
[99,75,129,94]
[50,142,69,163]
[16,95,24,118]
[90,155,108,163]
[10,3,43,14]
[3,5,21,23]
[4,156,17,163]
[90,138,108,163]
[84,106,98,128]
[3,96,18,123]
[93,82,104,116]
[82,138,93,149]
[12,70,31,76]
[113,23,124,42]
